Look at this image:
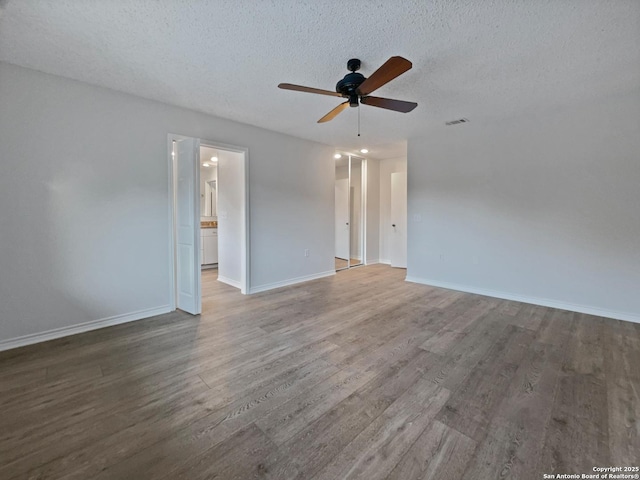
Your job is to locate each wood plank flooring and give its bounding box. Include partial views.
[0,264,638,479]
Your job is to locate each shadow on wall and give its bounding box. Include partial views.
[0,159,169,343]
[411,109,640,269]
[408,95,640,316]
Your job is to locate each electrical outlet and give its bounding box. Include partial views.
[304,249,310,257]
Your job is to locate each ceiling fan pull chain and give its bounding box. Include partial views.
[358,105,361,137]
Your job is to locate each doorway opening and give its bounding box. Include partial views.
[378,157,407,269]
[335,154,366,271]
[199,145,218,271]
[168,134,249,315]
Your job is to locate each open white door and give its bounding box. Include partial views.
[335,178,350,262]
[174,138,201,314]
[390,171,407,268]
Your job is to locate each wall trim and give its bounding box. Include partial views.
[365,259,380,265]
[249,270,336,294]
[379,258,391,265]
[218,276,242,289]
[405,276,640,324]
[0,305,173,352]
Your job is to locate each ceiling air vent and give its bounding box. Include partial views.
[445,118,469,126]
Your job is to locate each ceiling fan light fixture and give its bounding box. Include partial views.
[278,56,417,124]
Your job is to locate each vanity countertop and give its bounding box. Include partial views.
[201,221,218,229]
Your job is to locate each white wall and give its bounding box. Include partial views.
[0,62,335,346]
[407,91,640,322]
[249,141,335,291]
[379,157,407,264]
[217,150,243,286]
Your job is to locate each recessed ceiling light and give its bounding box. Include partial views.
[360,149,368,154]
[334,153,342,159]
[211,156,218,162]
[202,163,210,167]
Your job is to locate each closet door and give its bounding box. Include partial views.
[335,176,350,270]
[349,157,363,267]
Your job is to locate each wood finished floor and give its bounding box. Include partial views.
[0,265,638,479]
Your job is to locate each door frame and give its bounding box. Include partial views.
[349,155,366,267]
[168,134,250,313]
[361,158,368,265]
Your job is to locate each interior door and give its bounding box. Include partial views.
[390,171,407,268]
[349,157,363,266]
[335,177,350,266]
[175,137,201,314]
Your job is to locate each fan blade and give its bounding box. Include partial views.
[360,96,418,113]
[318,101,350,123]
[356,56,412,96]
[278,83,342,97]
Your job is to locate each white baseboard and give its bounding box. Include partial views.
[365,259,380,265]
[217,276,242,289]
[379,258,391,265]
[0,305,173,352]
[249,270,335,294]
[405,276,640,324]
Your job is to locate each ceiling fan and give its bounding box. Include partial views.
[278,57,418,123]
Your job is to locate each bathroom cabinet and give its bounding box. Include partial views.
[201,228,218,265]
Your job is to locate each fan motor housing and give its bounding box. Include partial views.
[336,72,366,106]
[336,73,365,95]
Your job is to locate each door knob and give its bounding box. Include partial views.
[392,224,396,227]
[346,222,349,225]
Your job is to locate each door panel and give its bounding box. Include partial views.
[349,157,363,266]
[335,177,350,264]
[175,138,201,314]
[203,234,218,265]
[390,171,407,268]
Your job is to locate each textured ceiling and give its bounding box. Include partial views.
[1,0,639,159]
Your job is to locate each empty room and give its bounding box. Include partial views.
[0,1,638,479]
